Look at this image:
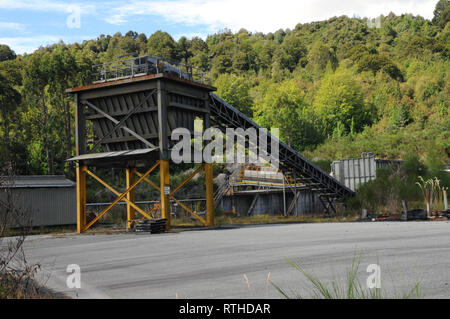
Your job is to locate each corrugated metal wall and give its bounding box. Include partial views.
[332,156,377,191]
[0,187,76,227]
[221,189,322,216]
[331,156,402,191]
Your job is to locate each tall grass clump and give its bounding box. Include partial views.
[416,176,448,212]
[271,255,421,299]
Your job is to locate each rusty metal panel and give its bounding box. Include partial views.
[220,189,323,216]
[82,79,211,153]
[86,90,160,151]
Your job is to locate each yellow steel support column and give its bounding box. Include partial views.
[160,159,170,229]
[76,165,87,233]
[126,168,136,229]
[205,163,215,227]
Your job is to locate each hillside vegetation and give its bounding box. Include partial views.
[0,1,448,180]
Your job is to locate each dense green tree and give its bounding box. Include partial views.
[356,53,404,81]
[253,79,318,149]
[147,31,178,60]
[0,74,21,158]
[0,45,16,62]
[45,45,79,174]
[313,68,370,136]
[405,36,448,58]
[0,10,449,175]
[177,36,192,65]
[306,42,338,78]
[125,30,138,40]
[256,41,276,70]
[210,39,234,77]
[272,33,307,72]
[21,51,55,174]
[214,74,253,117]
[189,37,209,71]
[433,0,450,28]
[136,33,148,54]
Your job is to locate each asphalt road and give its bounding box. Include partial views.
[21,221,450,299]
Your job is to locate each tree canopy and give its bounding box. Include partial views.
[0,4,448,176]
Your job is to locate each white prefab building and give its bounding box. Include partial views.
[331,153,402,191]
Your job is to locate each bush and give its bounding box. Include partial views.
[346,156,448,214]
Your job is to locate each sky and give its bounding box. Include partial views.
[0,0,439,54]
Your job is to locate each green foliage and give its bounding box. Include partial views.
[214,73,253,116]
[0,44,16,62]
[306,42,338,79]
[0,11,447,186]
[253,79,319,149]
[0,73,21,161]
[356,53,404,81]
[271,255,421,299]
[313,67,370,137]
[433,0,450,28]
[416,176,449,211]
[347,156,449,214]
[147,31,178,60]
[272,33,307,73]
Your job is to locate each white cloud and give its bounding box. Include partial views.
[0,0,438,54]
[105,0,438,32]
[0,35,94,54]
[172,32,209,41]
[0,21,26,31]
[0,0,97,15]
[0,35,60,54]
[0,0,69,11]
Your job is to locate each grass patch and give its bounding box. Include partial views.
[0,274,67,299]
[3,214,360,237]
[171,214,359,228]
[271,255,421,299]
[3,225,76,237]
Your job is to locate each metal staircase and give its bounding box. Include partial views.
[208,93,354,204]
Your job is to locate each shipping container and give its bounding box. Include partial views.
[331,153,401,191]
[0,175,76,227]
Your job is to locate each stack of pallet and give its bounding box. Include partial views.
[135,219,167,234]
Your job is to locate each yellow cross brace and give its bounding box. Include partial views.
[83,161,160,231]
[136,164,207,226]
[84,169,155,221]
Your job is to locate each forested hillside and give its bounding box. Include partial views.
[0,1,449,177]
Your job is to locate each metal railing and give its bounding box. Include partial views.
[92,55,212,85]
[86,198,208,219]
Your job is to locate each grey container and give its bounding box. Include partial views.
[331,153,401,191]
[0,175,76,227]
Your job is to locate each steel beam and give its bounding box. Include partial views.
[160,159,170,229]
[89,89,157,153]
[82,99,156,148]
[76,165,87,233]
[85,168,154,220]
[205,163,215,227]
[74,93,86,156]
[84,162,159,231]
[126,168,136,229]
[157,80,169,160]
[209,93,354,200]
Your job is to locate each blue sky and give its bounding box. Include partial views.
[0,0,439,54]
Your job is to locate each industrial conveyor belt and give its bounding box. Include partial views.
[209,93,354,201]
